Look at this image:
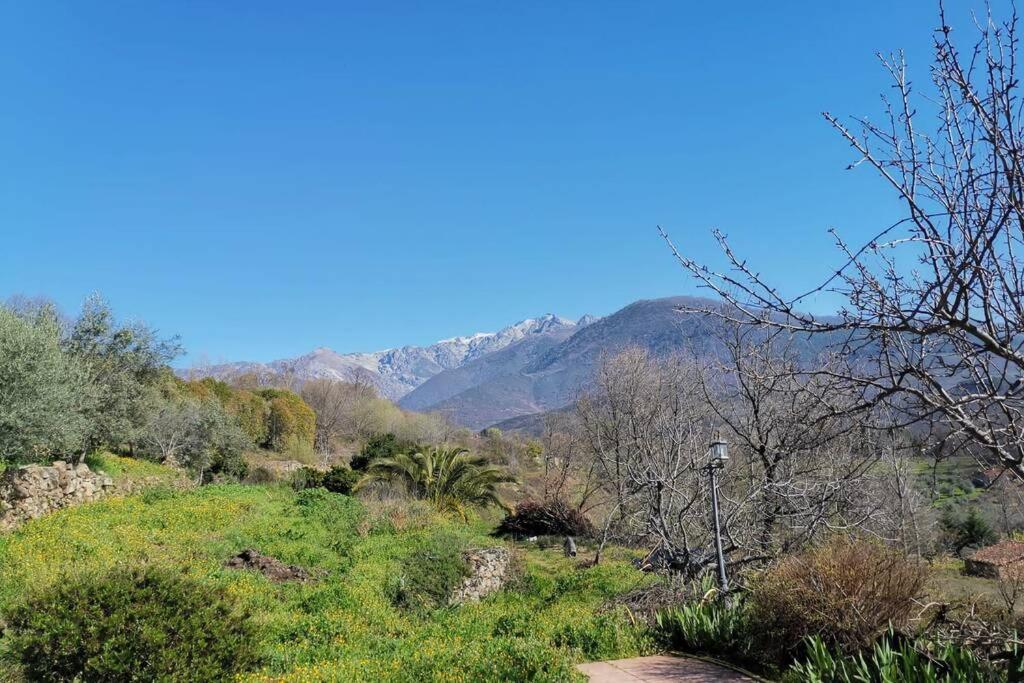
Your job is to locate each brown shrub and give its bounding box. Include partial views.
[749,536,927,655]
[495,499,595,539]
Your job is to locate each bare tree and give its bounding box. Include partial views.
[576,348,715,567]
[301,375,378,463]
[664,5,1024,475]
[573,338,911,572]
[694,325,894,562]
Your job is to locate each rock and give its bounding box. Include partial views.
[0,461,118,533]
[449,547,510,605]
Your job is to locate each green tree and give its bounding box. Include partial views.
[138,396,251,482]
[355,446,516,517]
[0,306,95,464]
[941,506,997,556]
[183,379,268,445]
[63,295,181,452]
[258,389,315,453]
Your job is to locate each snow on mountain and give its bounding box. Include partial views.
[188,314,585,400]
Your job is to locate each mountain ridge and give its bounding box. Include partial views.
[187,313,595,400]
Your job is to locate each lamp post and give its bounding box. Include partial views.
[707,437,729,593]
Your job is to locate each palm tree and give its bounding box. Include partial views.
[354,446,516,516]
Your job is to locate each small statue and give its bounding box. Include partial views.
[563,536,577,558]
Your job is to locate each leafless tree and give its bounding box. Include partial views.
[574,338,917,571]
[663,5,1024,476]
[300,372,380,463]
[694,325,897,561]
[535,411,606,515]
[576,348,715,567]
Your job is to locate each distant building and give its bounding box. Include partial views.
[964,540,1024,579]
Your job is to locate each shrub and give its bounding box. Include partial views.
[3,564,261,682]
[495,498,595,539]
[552,611,644,660]
[749,537,927,656]
[350,432,419,472]
[291,466,358,495]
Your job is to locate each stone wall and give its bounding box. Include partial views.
[0,461,116,532]
[450,547,511,605]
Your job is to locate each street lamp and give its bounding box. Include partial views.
[707,437,729,593]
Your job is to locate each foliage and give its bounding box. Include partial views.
[63,294,181,451]
[496,498,596,539]
[784,631,1001,683]
[941,506,997,557]
[260,389,316,453]
[654,578,753,662]
[0,485,653,681]
[3,564,261,682]
[0,306,94,464]
[184,378,269,445]
[291,465,359,495]
[350,432,418,472]
[137,395,251,479]
[749,536,927,657]
[356,446,516,516]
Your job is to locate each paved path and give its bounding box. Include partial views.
[577,655,755,682]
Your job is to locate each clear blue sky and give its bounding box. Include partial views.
[0,1,990,364]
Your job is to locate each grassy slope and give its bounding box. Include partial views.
[0,483,653,682]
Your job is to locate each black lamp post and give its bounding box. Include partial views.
[707,437,729,592]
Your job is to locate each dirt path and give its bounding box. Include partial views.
[577,655,755,682]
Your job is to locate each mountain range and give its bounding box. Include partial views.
[189,296,734,430]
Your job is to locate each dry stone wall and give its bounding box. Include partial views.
[0,461,116,532]
[450,547,511,605]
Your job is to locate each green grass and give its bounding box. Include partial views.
[84,450,188,489]
[0,484,654,681]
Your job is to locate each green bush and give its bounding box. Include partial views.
[3,564,261,682]
[351,432,419,472]
[552,612,643,660]
[292,465,358,495]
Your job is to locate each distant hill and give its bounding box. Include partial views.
[186,314,589,401]
[401,296,730,429]
[189,295,834,431]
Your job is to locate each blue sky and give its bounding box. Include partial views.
[0,2,990,364]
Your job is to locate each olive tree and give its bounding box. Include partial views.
[138,396,250,482]
[64,294,181,453]
[0,306,95,464]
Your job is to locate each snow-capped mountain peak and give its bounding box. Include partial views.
[187,313,586,400]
